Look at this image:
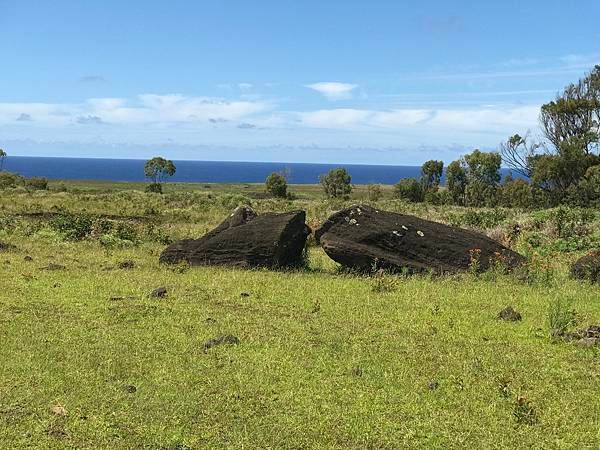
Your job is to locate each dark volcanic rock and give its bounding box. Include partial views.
[159,206,310,268]
[497,306,522,322]
[0,241,17,252]
[571,250,600,283]
[150,287,167,298]
[203,334,240,351]
[315,205,525,273]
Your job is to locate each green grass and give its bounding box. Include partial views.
[0,183,599,448]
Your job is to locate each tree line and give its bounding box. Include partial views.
[265,65,598,208]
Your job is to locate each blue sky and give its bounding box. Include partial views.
[1,0,599,164]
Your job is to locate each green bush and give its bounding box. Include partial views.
[265,172,288,198]
[393,178,424,202]
[24,177,48,190]
[0,171,24,189]
[367,184,382,201]
[320,168,352,199]
[50,214,94,240]
[145,183,163,194]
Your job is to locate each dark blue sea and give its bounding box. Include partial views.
[4,156,426,184]
[3,156,516,184]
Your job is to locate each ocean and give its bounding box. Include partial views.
[3,156,427,184]
[3,156,516,184]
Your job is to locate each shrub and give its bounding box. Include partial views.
[265,172,288,198]
[24,177,48,190]
[320,168,352,199]
[500,178,533,208]
[50,214,94,240]
[0,171,24,189]
[367,184,382,201]
[393,178,424,202]
[145,183,163,194]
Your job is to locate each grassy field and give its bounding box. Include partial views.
[0,181,599,448]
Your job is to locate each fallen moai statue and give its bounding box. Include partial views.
[160,206,311,268]
[315,205,525,273]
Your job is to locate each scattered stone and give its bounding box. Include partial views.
[24,255,33,261]
[205,317,217,323]
[109,296,136,301]
[122,384,137,393]
[564,325,600,342]
[315,205,525,273]
[50,404,67,416]
[150,287,167,298]
[497,306,522,322]
[571,250,600,283]
[160,206,311,268]
[351,367,363,377]
[53,283,61,288]
[240,292,250,298]
[117,260,135,269]
[41,263,66,271]
[428,380,439,391]
[203,334,240,351]
[0,242,17,252]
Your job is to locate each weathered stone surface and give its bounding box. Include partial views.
[315,205,525,273]
[498,306,522,322]
[160,206,310,268]
[571,250,600,283]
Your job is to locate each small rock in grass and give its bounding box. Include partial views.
[428,380,439,391]
[565,325,600,344]
[122,384,137,393]
[240,292,250,297]
[24,255,33,261]
[41,263,66,271]
[203,334,240,351]
[50,403,67,416]
[150,287,167,298]
[497,306,522,322]
[351,367,363,377]
[0,242,17,252]
[118,260,135,269]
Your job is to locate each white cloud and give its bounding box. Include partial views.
[0,94,274,126]
[305,82,357,100]
[297,105,540,135]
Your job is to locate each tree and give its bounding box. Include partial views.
[265,172,288,198]
[420,160,444,191]
[463,149,501,207]
[540,65,600,155]
[445,160,467,205]
[500,173,534,208]
[499,133,541,178]
[500,66,600,204]
[394,178,424,202]
[320,167,352,198]
[0,148,6,171]
[144,156,176,193]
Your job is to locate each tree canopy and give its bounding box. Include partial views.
[144,157,176,184]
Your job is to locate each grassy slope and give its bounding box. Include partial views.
[0,183,599,448]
